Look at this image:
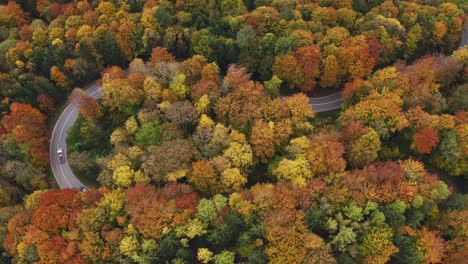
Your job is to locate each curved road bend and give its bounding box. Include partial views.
[310,92,342,112]
[49,82,102,189]
[308,27,467,114]
[49,83,342,189]
[50,82,343,189]
[50,28,468,189]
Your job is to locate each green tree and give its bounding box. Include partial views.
[68,151,99,178]
[191,29,217,62]
[432,129,465,176]
[155,7,173,28]
[207,211,244,249]
[213,251,235,264]
[304,207,325,232]
[94,30,126,67]
[332,227,357,252]
[404,25,422,59]
[236,26,256,50]
[392,234,423,264]
[23,245,39,262]
[197,198,216,223]
[135,121,164,146]
[447,84,468,112]
[255,33,276,80]
[170,74,189,100]
[343,204,363,222]
[264,75,282,98]
[66,115,107,154]
[221,0,247,16]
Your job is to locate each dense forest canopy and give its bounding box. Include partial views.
[0,0,467,263]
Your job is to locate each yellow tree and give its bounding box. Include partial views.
[143,77,162,105]
[220,168,247,193]
[170,73,189,100]
[272,54,304,89]
[320,54,339,88]
[113,166,135,188]
[285,93,316,134]
[348,128,381,168]
[250,120,276,163]
[102,74,143,114]
[223,142,253,171]
[273,157,312,186]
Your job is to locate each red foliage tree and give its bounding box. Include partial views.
[1,103,49,166]
[68,88,102,120]
[31,189,80,234]
[340,120,368,143]
[191,79,220,100]
[413,127,439,154]
[175,191,200,211]
[149,47,176,65]
[339,161,409,204]
[215,80,264,131]
[125,183,197,240]
[127,72,145,89]
[338,36,377,81]
[295,46,322,91]
[50,66,70,90]
[37,94,56,113]
[0,2,28,27]
[223,65,252,91]
[102,66,126,79]
[19,25,33,41]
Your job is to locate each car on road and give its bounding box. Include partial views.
[79,186,88,192]
[57,148,65,164]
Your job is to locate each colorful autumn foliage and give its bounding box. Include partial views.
[413,127,440,154]
[1,103,49,167]
[0,1,466,263]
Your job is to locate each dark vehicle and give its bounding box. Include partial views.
[79,186,88,192]
[57,148,65,164]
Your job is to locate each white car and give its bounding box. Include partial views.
[57,148,65,164]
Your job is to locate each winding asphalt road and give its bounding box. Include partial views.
[49,80,343,189]
[50,28,468,189]
[49,82,102,189]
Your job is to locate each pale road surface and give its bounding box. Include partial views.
[50,28,468,189]
[461,29,468,47]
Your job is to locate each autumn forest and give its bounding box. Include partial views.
[0,0,467,263]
